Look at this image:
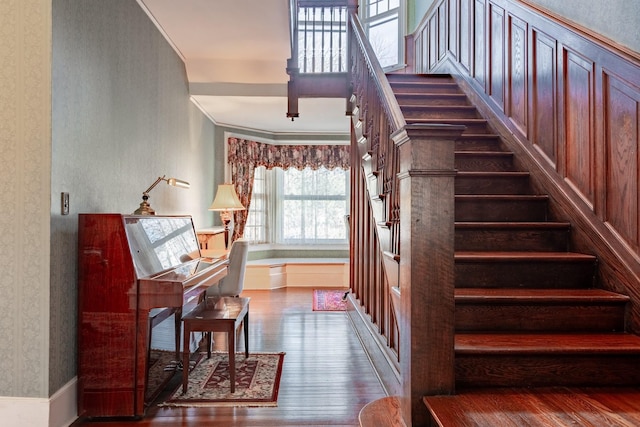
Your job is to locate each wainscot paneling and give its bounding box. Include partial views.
[412,0,640,333]
[531,28,557,165]
[562,48,596,208]
[507,13,528,136]
[604,72,640,254]
[489,2,505,109]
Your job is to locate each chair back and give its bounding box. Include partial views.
[207,238,249,298]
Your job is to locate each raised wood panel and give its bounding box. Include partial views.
[460,0,471,72]
[429,17,438,69]
[604,73,640,253]
[563,49,595,207]
[439,2,448,60]
[448,0,459,60]
[473,0,486,88]
[507,14,527,136]
[531,29,557,165]
[489,2,505,109]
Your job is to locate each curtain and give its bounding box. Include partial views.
[227,137,350,241]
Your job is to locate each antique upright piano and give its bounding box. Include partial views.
[77,214,228,418]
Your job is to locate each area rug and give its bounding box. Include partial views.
[313,289,348,311]
[159,352,285,407]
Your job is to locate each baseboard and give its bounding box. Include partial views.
[346,295,402,397]
[0,377,77,427]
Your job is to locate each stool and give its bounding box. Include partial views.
[181,296,250,394]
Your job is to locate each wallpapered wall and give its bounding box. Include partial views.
[49,0,216,396]
[0,0,52,399]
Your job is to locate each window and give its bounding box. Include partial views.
[245,166,349,245]
[361,0,403,69]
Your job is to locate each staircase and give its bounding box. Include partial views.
[381,73,640,425]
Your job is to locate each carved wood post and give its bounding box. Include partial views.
[394,123,464,426]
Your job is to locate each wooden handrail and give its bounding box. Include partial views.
[348,13,405,132]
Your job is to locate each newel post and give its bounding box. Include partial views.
[393,123,464,426]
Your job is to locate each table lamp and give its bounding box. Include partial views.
[134,175,190,215]
[208,183,245,248]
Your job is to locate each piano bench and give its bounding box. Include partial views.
[181,296,250,394]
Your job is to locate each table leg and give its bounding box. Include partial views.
[182,323,191,394]
[174,308,182,361]
[229,327,235,393]
[243,311,249,358]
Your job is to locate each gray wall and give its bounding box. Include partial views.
[49,0,216,395]
[527,0,640,54]
[407,0,640,54]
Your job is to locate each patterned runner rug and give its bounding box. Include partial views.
[159,352,285,407]
[313,289,348,311]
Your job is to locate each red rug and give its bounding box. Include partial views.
[160,352,285,407]
[313,289,349,311]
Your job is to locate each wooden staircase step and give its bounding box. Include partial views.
[455,333,640,387]
[455,221,570,251]
[455,133,503,151]
[456,332,640,354]
[424,387,640,427]
[394,92,469,105]
[455,251,597,288]
[456,195,549,222]
[455,151,516,171]
[455,288,629,332]
[456,172,531,195]
[399,105,479,119]
[404,117,490,133]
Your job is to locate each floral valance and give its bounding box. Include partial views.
[227,137,350,170]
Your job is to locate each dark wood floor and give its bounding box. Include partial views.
[74,288,386,427]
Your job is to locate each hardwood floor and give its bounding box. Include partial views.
[74,288,387,427]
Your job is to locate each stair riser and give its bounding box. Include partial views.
[455,138,503,151]
[395,94,469,105]
[455,304,626,332]
[401,107,479,119]
[455,199,548,222]
[455,261,596,288]
[390,83,461,94]
[455,156,515,172]
[455,176,531,194]
[456,355,640,387]
[455,228,569,251]
[408,120,490,134]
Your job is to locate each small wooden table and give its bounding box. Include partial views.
[181,297,250,394]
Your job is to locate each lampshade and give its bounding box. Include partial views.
[208,184,245,211]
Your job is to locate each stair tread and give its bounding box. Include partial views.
[456,332,640,353]
[456,151,513,156]
[424,387,640,427]
[455,288,630,303]
[456,194,548,200]
[455,251,596,261]
[455,221,570,229]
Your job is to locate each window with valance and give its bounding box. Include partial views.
[227,137,350,243]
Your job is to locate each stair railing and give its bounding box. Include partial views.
[348,8,404,366]
[348,9,464,425]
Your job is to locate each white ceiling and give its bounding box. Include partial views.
[138,0,350,137]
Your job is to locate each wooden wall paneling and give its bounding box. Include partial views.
[562,48,596,208]
[459,0,471,72]
[488,2,506,110]
[448,0,459,60]
[439,2,448,60]
[603,72,640,253]
[473,0,487,89]
[507,13,528,137]
[530,28,558,166]
[429,16,438,69]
